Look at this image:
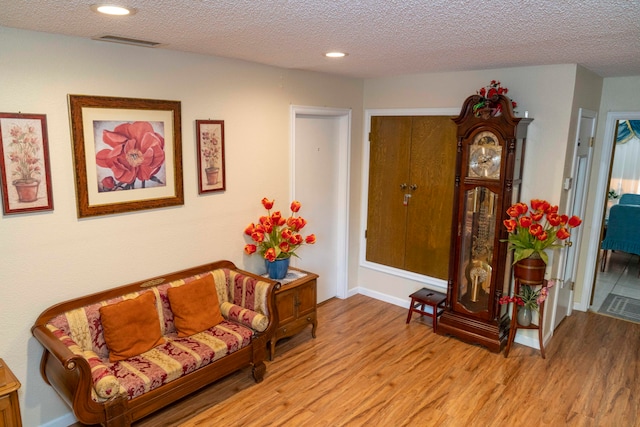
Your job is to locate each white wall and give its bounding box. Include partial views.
[0,26,363,426]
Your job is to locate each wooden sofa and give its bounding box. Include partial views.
[31,260,279,427]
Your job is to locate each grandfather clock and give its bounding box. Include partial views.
[437,94,532,352]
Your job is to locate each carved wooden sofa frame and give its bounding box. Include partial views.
[31,260,279,427]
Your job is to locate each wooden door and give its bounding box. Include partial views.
[405,116,457,278]
[367,115,456,278]
[366,116,412,269]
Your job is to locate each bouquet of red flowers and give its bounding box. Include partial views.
[503,199,582,264]
[473,80,518,117]
[243,198,316,261]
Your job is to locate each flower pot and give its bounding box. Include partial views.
[13,179,39,203]
[205,167,219,185]
[514,256,546,285]
[475,106,494,119]
[265,257,290,280]
[517,306,532,327]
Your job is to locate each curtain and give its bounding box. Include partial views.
[616,120,640,144]
[611,120,640,196]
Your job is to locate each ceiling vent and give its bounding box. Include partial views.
[93,35,164,48]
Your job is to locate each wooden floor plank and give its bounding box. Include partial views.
[71,294,639,427]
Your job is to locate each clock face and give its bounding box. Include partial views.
[468,131,502,179]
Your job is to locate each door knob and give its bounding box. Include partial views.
[410,184,418,191]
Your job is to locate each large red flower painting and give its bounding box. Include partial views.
[95,121,166,192]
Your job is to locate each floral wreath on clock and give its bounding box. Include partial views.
[473,80,518,118]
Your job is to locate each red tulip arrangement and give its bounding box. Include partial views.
[244,198,316,261]
[503,199,582,265]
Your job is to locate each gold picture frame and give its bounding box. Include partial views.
[68,95,183,218]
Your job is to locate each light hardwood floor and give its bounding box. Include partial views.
[76,294,640,427]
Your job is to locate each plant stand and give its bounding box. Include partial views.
[504,278,546,359]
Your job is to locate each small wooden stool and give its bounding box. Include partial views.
[406,288,447,332]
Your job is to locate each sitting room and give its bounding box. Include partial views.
[0,1,639,426]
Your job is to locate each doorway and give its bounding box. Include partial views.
[580,111,640,313]
[291,106,351,303]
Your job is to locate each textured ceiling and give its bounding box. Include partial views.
[1,0,639,78]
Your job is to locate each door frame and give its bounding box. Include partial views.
[578,110,640,311]
[291,105,351,299]
[360,108,459,288]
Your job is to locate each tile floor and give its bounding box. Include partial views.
[591,250,640,312]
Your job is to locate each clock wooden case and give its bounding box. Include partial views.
[437,94,532,352]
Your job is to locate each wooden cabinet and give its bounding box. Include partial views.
[366,115,457,279]
[0,359,22,427]
[269,268,318,360]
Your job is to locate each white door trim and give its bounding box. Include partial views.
[578,111,640,311]
[290,105,351,299]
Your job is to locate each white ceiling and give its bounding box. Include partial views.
[1,0,639,79]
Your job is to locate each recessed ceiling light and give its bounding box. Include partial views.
[325,52,347,58]
[91,4,137,16]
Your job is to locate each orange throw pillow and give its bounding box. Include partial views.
[99,292,165,362]
[168,275,224,337]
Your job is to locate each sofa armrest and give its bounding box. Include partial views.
[32,324,85,372]
[224,269,280,316]
[216,266,280,344]
[47,325,125,400]
[221,302,269,332]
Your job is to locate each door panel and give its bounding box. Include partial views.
[555,109,595,328]
[405,116,457,278]
[366,116,412,268]
[294,113,344,303]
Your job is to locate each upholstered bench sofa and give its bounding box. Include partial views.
[31,260,279,427]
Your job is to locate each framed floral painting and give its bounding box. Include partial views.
[196,120,226,193]
[68,95,183,218]
[0,113,54,214]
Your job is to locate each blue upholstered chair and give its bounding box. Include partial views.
[600,201,640,273]
[619,193,640,206]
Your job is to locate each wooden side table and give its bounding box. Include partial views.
[268,267,319,360]
[504,279,546,359]
[0,359,22,427]
[406,288,447,332]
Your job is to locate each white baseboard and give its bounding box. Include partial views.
[39,413,76,427]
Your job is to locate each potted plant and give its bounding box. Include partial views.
[499,280,555,326]
[501,199,582,324]
[473,80,518,118]
[243,198,316,279]
[7,122,42,202]
[200,130,221,185]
